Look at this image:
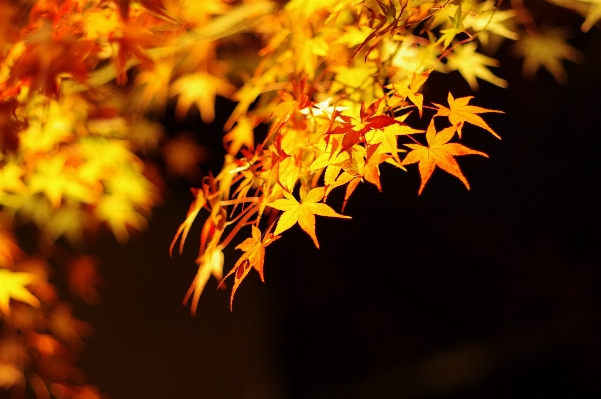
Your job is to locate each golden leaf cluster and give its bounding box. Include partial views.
[0,0,596,397]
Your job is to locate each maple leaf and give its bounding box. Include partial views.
[436,3,467,48]
[169,72,236,123]
[0,268,40,314]
[433,92,503,139]
[331,61,379,98]
[111,23,164,85]
[446,42,508,90]
[184,249,224,315]
[401,119,488,195]
[296,35,329,79]
[388,39,441,82]
[134,60,172,110]
[439,26,464,49]
[139,0,179,23]
[0,162,26,194]
[300,97,349,121]
[0,229,23,267]
[10,21,97,96]
[328,99,400,152]
[364,122,423,165]
[170,187,207,255]
[234,225,279,282]
[463,1,519,44]
[43,205,88,244]
[511,28,583,84]
[578,0,601,32]
[28,154,98,209]
[67,256,101,305]
[49,303,92,349]
[362,143,391,191]
[336,25,374,47]
[221,225,280,310]
[95,194,147,244]
[223,116,255,155]
[387,71,430,116]
[285,0,341,16]
[267,186,351,248]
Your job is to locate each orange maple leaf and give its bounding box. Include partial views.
[402,119,488,195]
[111,23,164,85]
[221,225,280,310]
[267,186,351,248]
[170,187,207,255]
[362,143,391,192]
[11,23,97,96]
[433,92,503,139]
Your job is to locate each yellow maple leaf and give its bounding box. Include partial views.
[223,116,254,155]
[578,0,601,32]
[463,1,519,44]
[43,205,87,244]
[433,92,503,139]
[364,123,423,165]
[169,72,236,123]
[28,154,98,209]
[285,0,341,16]
[267,186,351,248]
[95,194,147,244]
[388,71,431,116]
[184,248,224,315]
[336,25,374,47]
[0,268,40,314]
[170,188,207,255]
[134,60,172,110]
[388,40,441,81]
[447,42,508,90]
[512,27,583,84]
[0,162,26,193]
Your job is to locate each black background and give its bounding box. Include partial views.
[74,26,601,399]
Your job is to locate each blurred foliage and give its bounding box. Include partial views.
[0,0,597,397]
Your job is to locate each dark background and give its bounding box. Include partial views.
[76,26,601,399]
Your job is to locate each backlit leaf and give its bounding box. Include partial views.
[0,268,40,314]
[402,119,488,194]
[267,187,351,248]
[433,92,503,139]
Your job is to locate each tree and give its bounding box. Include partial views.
[0,0,596,397]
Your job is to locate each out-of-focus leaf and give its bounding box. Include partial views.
[447,42,508,90]
[169,72,236,123]
[402,119,488,194]
[0,268,40,314]
[67,256,101,305]
[512,27,583,84]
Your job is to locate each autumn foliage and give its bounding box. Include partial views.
[0,0,595,397]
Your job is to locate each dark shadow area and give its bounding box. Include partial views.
[75,28,601,399]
